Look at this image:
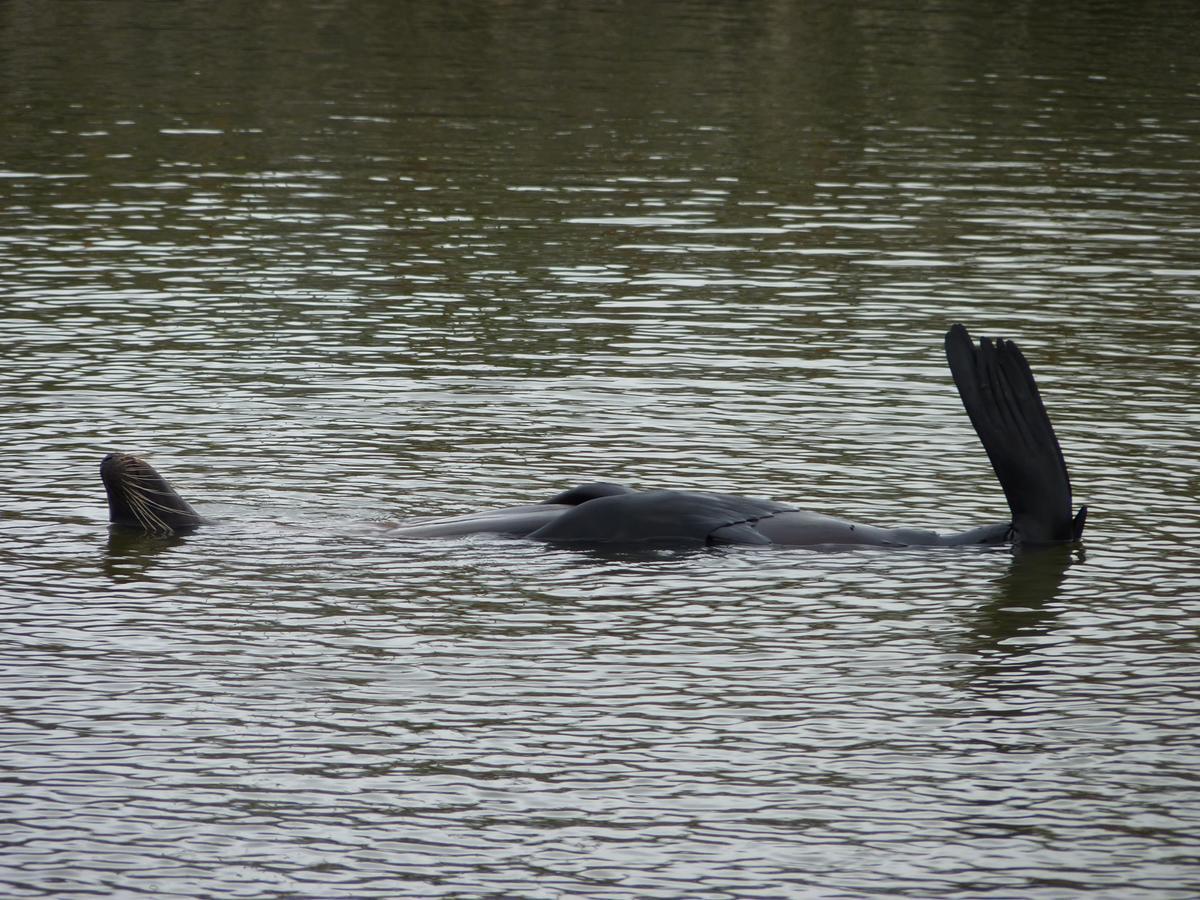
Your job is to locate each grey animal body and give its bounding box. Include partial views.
[386,487,1013,547]
[100,325,1086,548]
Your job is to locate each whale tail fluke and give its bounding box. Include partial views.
[945,324,1086,544]
[101,453,209,535]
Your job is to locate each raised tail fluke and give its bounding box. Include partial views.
[945,324,1086,544]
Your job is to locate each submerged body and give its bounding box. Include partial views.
[387,487,1014,547]
[100,325,1086,548]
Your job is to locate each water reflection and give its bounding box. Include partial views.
[965,544,1082,673]
[101,528,189,581]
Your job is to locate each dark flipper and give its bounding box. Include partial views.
[945,325,1086,544]
[540,482,635,506]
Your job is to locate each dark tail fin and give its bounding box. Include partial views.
[945,324,1086,544]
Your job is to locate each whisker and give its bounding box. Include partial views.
[124,485,170,533]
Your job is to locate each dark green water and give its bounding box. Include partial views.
[2,2,1198,897]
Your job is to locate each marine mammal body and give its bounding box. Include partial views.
[386,488,1013,547]
[100,325,1087,547]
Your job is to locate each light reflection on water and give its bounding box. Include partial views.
[2,1,1200,897]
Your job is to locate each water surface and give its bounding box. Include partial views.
[2,2,1199,897]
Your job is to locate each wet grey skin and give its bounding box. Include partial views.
[100,325,1086,548]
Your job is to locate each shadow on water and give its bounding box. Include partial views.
[101,528,190,581]
[963,544,1083,677]
[541,541,712,564]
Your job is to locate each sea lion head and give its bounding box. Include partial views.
[100,453,208,534]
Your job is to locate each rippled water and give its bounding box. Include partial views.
[3,2,1199,897]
